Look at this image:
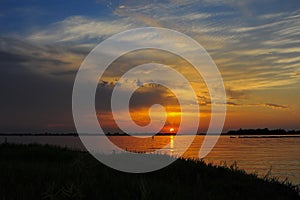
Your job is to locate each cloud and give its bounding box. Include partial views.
[108,1,300,94]
[0,57,76,132]
[226,101,241,106]
[227,102,289,110]
[112,1,237,51]
[27,16,132,44]
[264,103,288,109]
[0,37,87,78]
[195,97,289,112]
[219,10,300,90]
[226,88,247,99]
[1,0,300,132]
[258,12,287,20]
[95,80,182,130]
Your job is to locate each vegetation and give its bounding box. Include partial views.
[226,128,300,135]
[0,143,299,200]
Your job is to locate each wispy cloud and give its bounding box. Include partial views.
[222,101,289,110]
[27,16,132,44]
[265,103,288,109]
[6,2,300,94]
[1,0,300,131]
[0,37,86,78]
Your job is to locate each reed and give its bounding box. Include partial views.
[0,143,299,200]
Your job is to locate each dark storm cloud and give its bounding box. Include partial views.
[0,50,28,63]
[0,38,84,132]
[96,81,179,113]
[0,37,88,78]
[50,70,78,76]
[0,73,75,132]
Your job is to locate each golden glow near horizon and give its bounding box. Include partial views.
[95,47,300,133]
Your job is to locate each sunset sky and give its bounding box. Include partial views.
[0,0,300,133]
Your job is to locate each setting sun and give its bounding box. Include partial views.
[169,128,175,132]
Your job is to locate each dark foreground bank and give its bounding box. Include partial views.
[0,143,299,200]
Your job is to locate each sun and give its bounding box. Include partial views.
[169,128,175,132]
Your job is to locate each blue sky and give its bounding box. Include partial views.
[0,0,111,34]
[0,0,300,132]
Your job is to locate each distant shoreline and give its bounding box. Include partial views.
[0,128,300,137]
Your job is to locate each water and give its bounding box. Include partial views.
[1,135,299,185]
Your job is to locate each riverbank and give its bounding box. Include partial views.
[0,143,299,200]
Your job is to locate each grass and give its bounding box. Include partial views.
[0,143,299,200]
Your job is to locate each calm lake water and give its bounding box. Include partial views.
[1,135,300,185]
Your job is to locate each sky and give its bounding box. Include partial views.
[0,0,300,133]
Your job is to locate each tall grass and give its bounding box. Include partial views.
[0,143,299,200]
